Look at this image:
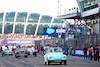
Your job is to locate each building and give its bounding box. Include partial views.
[0,12,65,35]
[59,0,100,47]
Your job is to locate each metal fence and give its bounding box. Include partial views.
[35,38,65,46]
[35,34,100,48]
[66,34,99,48]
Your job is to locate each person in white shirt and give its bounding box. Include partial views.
[43,46,47,55]
[14,45,16,49]
[2,45,6,51]
[8,45,12,51]
[5,46,7,50]
[31,46,35,51]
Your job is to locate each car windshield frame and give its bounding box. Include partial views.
[4,49,11,52]
[16,48,26,51]
[46,47,63,53]
[27,48,33,51]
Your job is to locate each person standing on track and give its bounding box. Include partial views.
[83,46,87,59]
[69,45,72,56]
[88,46,92,60]
[95,45,99,61]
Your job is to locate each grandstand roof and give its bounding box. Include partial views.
[0,12,65,35]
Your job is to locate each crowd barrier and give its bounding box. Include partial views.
[63,48,89,57]
[72,48,89,57]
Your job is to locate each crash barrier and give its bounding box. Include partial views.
[72,48,89,57]
[63,48,89,57]
[63,48,100,58]
[0,39,35,45]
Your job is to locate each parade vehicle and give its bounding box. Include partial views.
[15,48,28,58]
[43,47,67,65]
[27,48,37,57]
[2,49,13,56]
[27,48,33,55]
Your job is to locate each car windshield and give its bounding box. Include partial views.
[5,49,10,51]
[48,47,62,52]
[16,48,26,51]
[27,48,32,51]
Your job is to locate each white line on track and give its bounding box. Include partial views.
[1,66,5,67]
[33,65,37,67]
[22,61,25,63]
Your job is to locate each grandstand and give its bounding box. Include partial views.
[0,12,65,39]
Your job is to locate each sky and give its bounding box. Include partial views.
[0,0,78,17]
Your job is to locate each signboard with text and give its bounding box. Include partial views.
[44,27,65,35]
[0,39,35,45]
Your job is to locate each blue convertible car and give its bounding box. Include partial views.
[44,47,67,65]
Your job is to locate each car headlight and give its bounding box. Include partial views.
[49,56,52,59]
[63,56,66,58]
[17,52,19,54]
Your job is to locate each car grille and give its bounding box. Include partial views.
[19,51,25,54]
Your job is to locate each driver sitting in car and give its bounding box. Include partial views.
[50,50,52,52]
[52,43,59,48]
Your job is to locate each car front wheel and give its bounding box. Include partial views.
[34,52,37,57]
[44,61,46,65]
[60,62,62,65]
[64,60,67,65]
[24,55,28,58]
[47,60,50,65]
[15,56,18,58]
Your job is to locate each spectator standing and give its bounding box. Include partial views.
[0,45,2,52]
[88,46,92,60]
[38,45,41,54]
[38,45,43,55]
[83,46,87,59]
[2,45,6,51]
[43,46,46,55]
[14,45,16,50]
[69,45,72,56]
[99,46,100,59]
[8,45,12,51]
[35,46,38,53]
[93,45,96,60]
[67,46,68,55]
[95,45,99,61]
[63,46,67,55]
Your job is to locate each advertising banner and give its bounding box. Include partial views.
[44,27,83,35]
[44,27,65,35]
[0,39,35,45]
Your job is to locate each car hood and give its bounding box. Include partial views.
[47,52,64,59]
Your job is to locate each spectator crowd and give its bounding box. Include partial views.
[0,33,52,40]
